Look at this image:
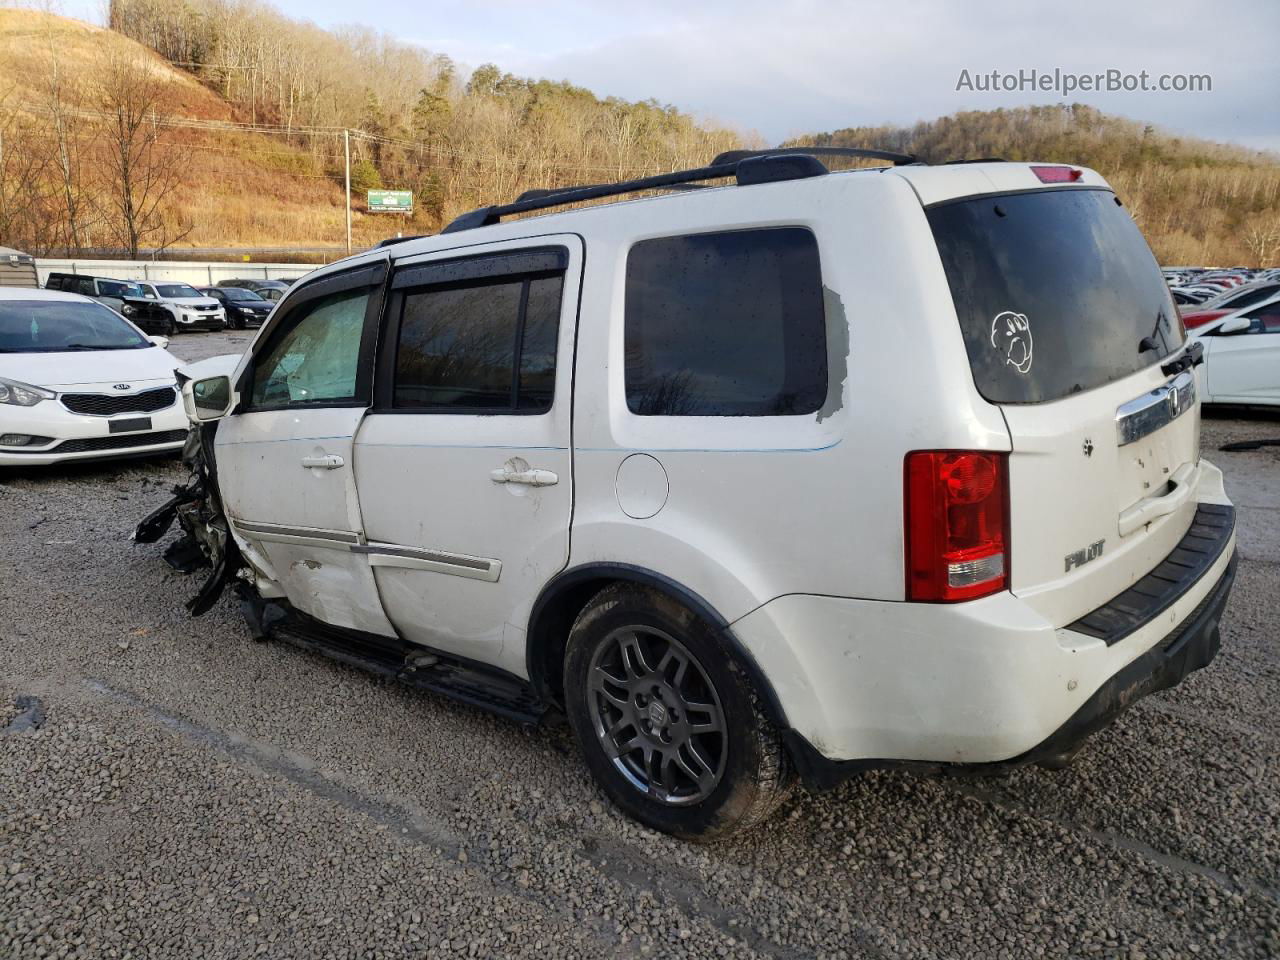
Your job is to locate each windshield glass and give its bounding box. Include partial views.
[0,300,151,352]
[927,188,1184,404]
[223,288,264,300]
[156,283,203,298]
[97,280,143,298]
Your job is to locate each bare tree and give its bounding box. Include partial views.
[96,52,191,256]
[41,24,95,252]
[0,98,57,253]
[1242,217,1280,267]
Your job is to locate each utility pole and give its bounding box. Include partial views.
[343,128,352,256]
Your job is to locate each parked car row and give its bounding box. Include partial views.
[40,273,297,334]
[1164,266,1280,308]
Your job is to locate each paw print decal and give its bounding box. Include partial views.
[991,311,1034,374]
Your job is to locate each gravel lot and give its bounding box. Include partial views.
[1,331,1277,959]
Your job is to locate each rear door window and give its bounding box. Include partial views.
[927,188,1184,404]
[624,228,827,416]
[390,268,565,413]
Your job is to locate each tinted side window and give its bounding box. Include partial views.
[1243,303,1280,334]
[624,228,827,416]
[249,288,370,408]
[392,273,564,413]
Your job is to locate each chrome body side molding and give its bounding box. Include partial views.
[351,543,502,583]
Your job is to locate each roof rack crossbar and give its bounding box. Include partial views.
[711,146,916,166]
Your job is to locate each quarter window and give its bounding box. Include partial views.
[624,228,827,416]
[249,288,370,408]
[392,272,564,412]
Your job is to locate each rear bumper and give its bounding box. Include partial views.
[784,548,1237,789]
[732,470,1237,781]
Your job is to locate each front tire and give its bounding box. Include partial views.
[564,584,793,840]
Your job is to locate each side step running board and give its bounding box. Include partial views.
[242,594,550,727]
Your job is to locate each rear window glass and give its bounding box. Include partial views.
[624,228,827,416]
[927,188,1184,404]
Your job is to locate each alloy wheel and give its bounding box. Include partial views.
[586,626,727,805]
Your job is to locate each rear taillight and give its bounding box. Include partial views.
[905,451,1009,602]
[1030,165,1082,183]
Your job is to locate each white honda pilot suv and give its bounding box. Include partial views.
[138,148,1236,840]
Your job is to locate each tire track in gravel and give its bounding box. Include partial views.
[81,677,643,958]
[944,780,1280,907]
[82,676,809,959]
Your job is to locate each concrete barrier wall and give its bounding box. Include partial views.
[34,258,320,287]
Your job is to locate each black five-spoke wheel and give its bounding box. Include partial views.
[588,626,726,805]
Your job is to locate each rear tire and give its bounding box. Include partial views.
[563,583,793,840]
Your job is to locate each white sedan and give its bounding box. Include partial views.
[1190,292,1280,407]
[0,288,190,465]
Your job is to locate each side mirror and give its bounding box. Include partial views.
[147,335,170,349]
[1217,316,1252,335]
[184,375,234,422]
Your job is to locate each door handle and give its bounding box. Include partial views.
[490,467,558,487]
[301,454,345,470]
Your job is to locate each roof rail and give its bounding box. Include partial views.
[711,146,916,167]
[442,153,827,234]
[377,235,426,248]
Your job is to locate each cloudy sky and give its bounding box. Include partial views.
[62,0,1280,150]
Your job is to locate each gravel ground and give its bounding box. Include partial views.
[1,332,1277,958]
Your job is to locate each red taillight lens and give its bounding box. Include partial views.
[1031,165,1082,183]
[905,451,1009,602]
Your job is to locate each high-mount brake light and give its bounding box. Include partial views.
[1031,165,1083,183]
[904,451,1009,602]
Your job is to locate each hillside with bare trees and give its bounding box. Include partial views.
[789,106,1280,266]
[0,6,743,256]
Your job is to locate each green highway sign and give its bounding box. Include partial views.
[367,189,413,213]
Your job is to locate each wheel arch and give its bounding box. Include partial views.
[525,562,791,732]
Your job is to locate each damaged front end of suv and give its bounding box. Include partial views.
[133,361,251,621]
[134,419,241,615]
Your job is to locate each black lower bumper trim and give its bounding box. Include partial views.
[1067,504,1235,646]
[786,549,1238,791]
